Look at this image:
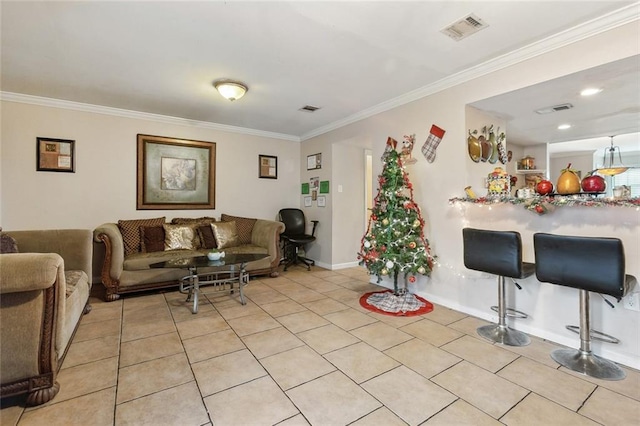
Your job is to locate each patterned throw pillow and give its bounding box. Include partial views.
[118,217,166,256]
[0,233,18,253]
[171,217,216,249]
[220,214,256,245]
[197,225,217,249]
[140,226,165,253]
[163,224,196,250]
[211,221,239,249]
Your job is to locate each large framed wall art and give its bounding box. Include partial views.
[137,134,216,210]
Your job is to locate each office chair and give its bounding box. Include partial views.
[278,208,318,271]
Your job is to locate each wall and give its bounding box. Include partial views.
[303,21,640,368]
[0,102,301,229]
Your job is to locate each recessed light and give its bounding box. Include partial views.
[558,124,572,130]
[580,87,602,96]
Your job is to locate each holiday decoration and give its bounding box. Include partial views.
[487,167,511,196]
[556,163,581,194]
[421,125,446,163]
[400,134,417,165]
[359,137,435,312]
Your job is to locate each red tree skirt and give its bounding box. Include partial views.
[359,290,434,317]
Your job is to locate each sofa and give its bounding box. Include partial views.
[93,214,285,301]
[0,229,93,406]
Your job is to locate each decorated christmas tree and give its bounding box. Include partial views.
[359,136,434,296]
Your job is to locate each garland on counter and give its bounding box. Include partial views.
[449,195,640,215]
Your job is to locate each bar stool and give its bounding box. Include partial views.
[463,228,534,346]
[533,233,635,381]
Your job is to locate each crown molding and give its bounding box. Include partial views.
[300,2,640,141]
[0,92,301,142]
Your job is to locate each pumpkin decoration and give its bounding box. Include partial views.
[556,163,581,194]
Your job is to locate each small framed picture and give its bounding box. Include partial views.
[307,153,322,170]
[301,183,310,194]
[304,196,312,207]
[317,196,326,207]
[320,181,330,193]
[259,155,277,179]
[37,137,75,172]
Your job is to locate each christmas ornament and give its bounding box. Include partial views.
[381,268,389,275]
[400,134,417,165]
[363,241,371,248]
[408,241,417,249]
[386,260,394,269]
[421,124,446,163]
[408,275,417,283]
[417,266,426,274]
[413,220,420,227]
[382,218,389,226]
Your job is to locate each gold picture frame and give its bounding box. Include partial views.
[137,134,216,210]
[258,154,278,179]
[36,137,75,172]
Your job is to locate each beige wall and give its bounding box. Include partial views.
[0,102,301,229]
[302,22,640,368]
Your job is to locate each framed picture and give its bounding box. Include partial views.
[301,183,310,194]
[320,181,330,193]
[137,134,216,210]
[307,153,322,170]
[259,154,277,179]
[37,137,75,172]
[303,196,312,207]
[317,196,326,207]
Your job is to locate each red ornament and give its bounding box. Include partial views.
[371,215,377,221]
[535,205,545,214]
[408,276,416,283]
[408,241,417,249]
[380,245,387,252]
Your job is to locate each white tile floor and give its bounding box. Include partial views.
[2,266,639,425]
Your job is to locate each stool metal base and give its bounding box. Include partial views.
[551,348,626,381]
[477,324,531,346]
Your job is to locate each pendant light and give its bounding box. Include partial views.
[596,136,629,176]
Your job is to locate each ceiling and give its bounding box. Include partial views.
[470,54,640,150]
[1,1,638,141]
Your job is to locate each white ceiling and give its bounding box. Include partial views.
[1,1,638,140]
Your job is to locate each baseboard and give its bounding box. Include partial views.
[329,261,360,270]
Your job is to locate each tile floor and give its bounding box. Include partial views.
[2,266,639,426]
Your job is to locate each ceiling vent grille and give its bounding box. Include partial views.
[441,14,488,41]
[534,103,574,114]
[299,105,321,113]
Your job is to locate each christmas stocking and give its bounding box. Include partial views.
[421,125,446,163]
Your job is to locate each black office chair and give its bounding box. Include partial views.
[278,208,318,271]
[463,228,534,346]
[534,233,635,380]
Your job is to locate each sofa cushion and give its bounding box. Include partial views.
[123,250,201,271]
[211,221,239,249]
[118,217,166,256]
[221,214,256,245]
[140,225,165,253]
[171,217,216,249]
[163,224,197,250]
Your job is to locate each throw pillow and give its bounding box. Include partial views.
[221,214,256,245]
[171,217,217,249]
[211,221,239,249]
[163,224,197,250]
[197,225,217,249]
[118,217,166,256]
[140,225,165,253]
[0,233,18,253]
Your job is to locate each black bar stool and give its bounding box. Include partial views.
[463,228,534,346]
[533,233,636,381]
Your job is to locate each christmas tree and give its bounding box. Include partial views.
[359,136,434,295]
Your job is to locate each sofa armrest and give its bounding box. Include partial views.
[251,219,285,260]
[7,229,93,281]
[93,224,125,301]
[0,252,66,401]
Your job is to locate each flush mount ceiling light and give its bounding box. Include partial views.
[213,80,248,101]
[557,124,572,130]
[580,87,602,96]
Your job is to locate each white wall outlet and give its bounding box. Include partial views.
[623,292,640,312]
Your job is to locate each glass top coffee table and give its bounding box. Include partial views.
[150,253,268,314]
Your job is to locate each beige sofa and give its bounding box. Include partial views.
[93,214,285,301]
[0,229,92,406]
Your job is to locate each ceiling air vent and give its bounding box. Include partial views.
[299,105,321,113]
[441,14,488,41]
[534,103,574,114]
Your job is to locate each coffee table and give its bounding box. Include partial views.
[150,253,268,314]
